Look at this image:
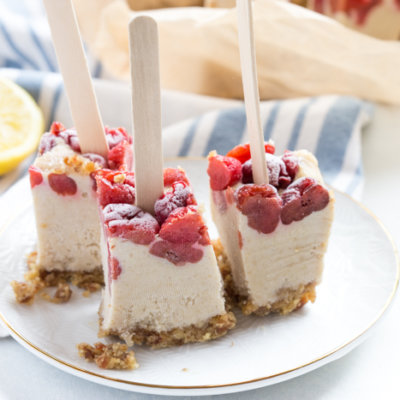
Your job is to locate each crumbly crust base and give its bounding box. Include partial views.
[77,342,138,370]
[99,312,237,349]
[11,252,103,304]
[212,239,317,316]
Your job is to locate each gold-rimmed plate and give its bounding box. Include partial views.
[0,158,398,396]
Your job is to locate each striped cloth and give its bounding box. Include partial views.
[0,0,373,200]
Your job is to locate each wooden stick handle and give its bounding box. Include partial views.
[237,0,268,185]
[42,0,108,157]
[129,16,164,213]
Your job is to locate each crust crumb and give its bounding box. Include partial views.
[40,282,72,304]
[11,251,103,305]
[77,342,138,370]
[10,279,44,305]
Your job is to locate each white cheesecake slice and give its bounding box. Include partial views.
[96,168,235,348]
[29,122,132,284]
[208,144,334,315]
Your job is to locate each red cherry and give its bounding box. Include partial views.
[207,155,242,191]
[281,177,330,225]
[242,153,291,188]
[48,173,77,196]
[159,206,210,244]
[38,132,58,155]
[236,184,282,234]
[149,240,204,266]
[103,203,159,245]
[282,151,299,180]
[109,257,122,280]
[163,168,189,186]
[29,166,43,188]
[105,126,132,148]
[226,142,276,164]
[50,121,65,135]
[95,170,135,207]
[154,181,196,224]
[107,140,132,170]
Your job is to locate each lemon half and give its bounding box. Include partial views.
[0,77,44,175]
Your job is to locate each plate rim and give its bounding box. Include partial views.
[0,168,399,394]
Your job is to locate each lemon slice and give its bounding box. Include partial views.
[0,77,44,175]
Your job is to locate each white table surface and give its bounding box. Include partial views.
[0,93,399,400]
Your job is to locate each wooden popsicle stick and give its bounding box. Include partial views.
[129,16,164,214]
[42,0,108,157]
[237,0,269,185]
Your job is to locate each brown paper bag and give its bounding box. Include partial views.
[73,0,400,105]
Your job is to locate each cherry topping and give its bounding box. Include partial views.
[159,206,210,244]
[226,142,275,164]
[95,170,135,207]
[50,121,65,135]
[107,140,133,170]
[109,257,122,281]
[38,132,58,155]
[103,203,159,245]
[29,166,43,188]
[282,151,299,180]
[207,155,242,191]
[105,127,132,148]
[154,181,196,224]
[163,168,189,187]
[57,129,81,153]
[82,153,107,168]
[150,240,203,266]
[236,184,282,234]
[242,153,291,188]
[281,177,330,225]
[48,173,77,196]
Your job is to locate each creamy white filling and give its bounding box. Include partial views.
[31,140,104,272]
[31,140,109,271]
[100,236,226,333]
[211,150,335,307]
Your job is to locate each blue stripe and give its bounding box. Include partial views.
[345,161,363,195]
[0,21,40,70]
[203,107,246,155]
[315,97,362,183]
[47,81,63,130]
[14,70,44,102]
[3,58,22,68]
[178,118,200,156]
[93,61,103,78]
[286,98,316,150]
[263,101,281,140]
[29,26,57,71]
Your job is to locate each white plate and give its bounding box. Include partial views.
[0,158,398,397]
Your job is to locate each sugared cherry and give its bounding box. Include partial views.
[282,151,299,180]
[103,203,159,245]
[154,181,196,224]
[241,153,291,188]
